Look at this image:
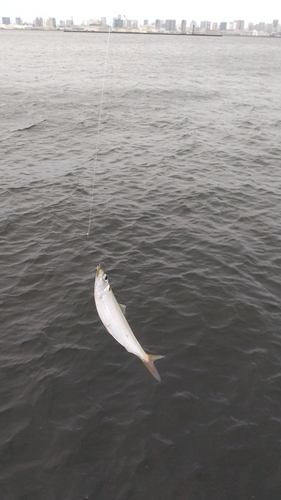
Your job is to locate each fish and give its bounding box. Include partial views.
[94,265,163,381]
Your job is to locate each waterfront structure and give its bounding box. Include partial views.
[125,19,138,29]
[87,19,102,26]
[155,19,161,30]
[1,13,280,36]
[200,21,211,29]
[130,20,138,29]
[165,19,176,31]
[234,20,244,31]
[113,14,124,28]
[266,23,273,34]
[46,17,56,28]
[35,17,43,27]
[190,20,197,30]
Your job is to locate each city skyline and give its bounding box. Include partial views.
[1,0,280,26]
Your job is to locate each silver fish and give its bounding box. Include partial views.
[94,265,163,381]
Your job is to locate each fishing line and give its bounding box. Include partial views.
[87,27,111,237]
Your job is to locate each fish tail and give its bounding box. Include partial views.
[142,354,164,382]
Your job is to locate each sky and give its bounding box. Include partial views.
[1,0,280,25]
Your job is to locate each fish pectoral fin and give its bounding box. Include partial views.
[142,354,164,382]
[119,303,126,315]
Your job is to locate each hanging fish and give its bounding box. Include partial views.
[94,265,163,381]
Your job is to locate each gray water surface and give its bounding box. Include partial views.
[1,31,281,499]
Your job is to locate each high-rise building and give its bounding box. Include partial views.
[155,19,161,30]
[15,18,22,25]
[113,16,123,28]
[273,20,278,30]
[212,22,218,30]
[2,17,11,24]
[165,19,176,31]
[66,19,73,27]
[35,17,43,27]
[200,21,211,29]
[47,17,56,28]
[144,20,148,25]
[234,20,244,31]
[266,23,273,34]
[181,20,187,32]
[126,19,138,28]
[248,22,254,31]
[101,17,107,26]
[60,20,65,27]
[190,20,197,32]
[219,22,227,30]
[258,22,265,31]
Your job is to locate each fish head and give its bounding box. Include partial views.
[95,264,111,294]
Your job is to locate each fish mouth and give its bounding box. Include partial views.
[96,264,104,276]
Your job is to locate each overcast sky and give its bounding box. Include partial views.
[1,0,280,25]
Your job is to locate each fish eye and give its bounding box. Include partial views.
[104,274,108,281]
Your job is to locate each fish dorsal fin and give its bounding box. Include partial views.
[119,303,126,315]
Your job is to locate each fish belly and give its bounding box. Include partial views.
[96,290,146,359]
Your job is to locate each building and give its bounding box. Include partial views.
[258,22,265,32]
[113,16,123,28]
[35,17,43,27]
[46,17,56,28]
[59,20,65,27]
[15,18,22,25]
[234,20,244,31]
[87,19,101,26]
[144,20,148,25]
[126,19,138,29]
[155,19,161,30]
[2,17,11,24]
[181,20,187,32]
[66,19,73,27]
[219,22,227,30]
[101,17,107,26]
[165,19,176,31]
[273,19,279,30]
[266,23,273,34]
[212,22,218,30]
[200,21,211,29]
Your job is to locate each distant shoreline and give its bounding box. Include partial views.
[63,30,223,37]
[2,28,280,38]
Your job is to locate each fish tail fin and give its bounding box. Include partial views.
[142,354,164,382]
